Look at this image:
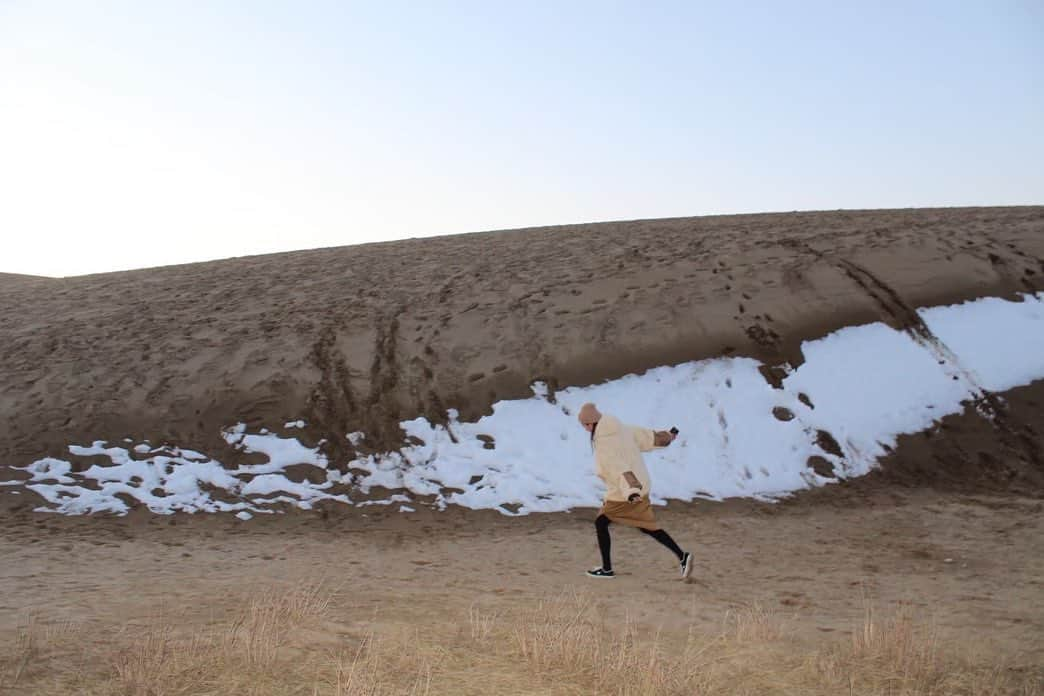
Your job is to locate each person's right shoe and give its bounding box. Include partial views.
[586,567,615,579]
[680,552,693,580]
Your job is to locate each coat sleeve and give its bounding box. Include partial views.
[632,427,657,452]
[618,470,644,499]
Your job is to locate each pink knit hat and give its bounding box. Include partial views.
[577,402,602,425]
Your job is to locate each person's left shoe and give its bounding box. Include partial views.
[680,551,693,580]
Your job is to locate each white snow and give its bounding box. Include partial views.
[222,425,328,475]
[918,296,1044,392]
[4,292,1044,517]
[357,494,413,507]
[11,433,346,516]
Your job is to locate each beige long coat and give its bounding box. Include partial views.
[592,415,659,502]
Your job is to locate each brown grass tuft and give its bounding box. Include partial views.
[806,600,1040,695]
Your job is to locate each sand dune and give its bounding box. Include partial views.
[3,206,1044,693]
[2,206,1042,477]
[0,272,51,287]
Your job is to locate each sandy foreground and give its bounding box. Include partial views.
[1,481,1042,692]
[2,207,1044,692]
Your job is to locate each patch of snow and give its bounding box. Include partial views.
[14,433,338,516]
[357,494,412,507]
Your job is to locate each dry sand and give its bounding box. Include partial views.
[1,468,1042,690]
[2,207,1044,692]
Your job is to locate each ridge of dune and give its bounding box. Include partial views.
[2,206,1043,477]
[0,271,53,285]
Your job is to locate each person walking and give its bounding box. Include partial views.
[577,402,693,580]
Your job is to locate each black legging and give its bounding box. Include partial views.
[595,514,684,571]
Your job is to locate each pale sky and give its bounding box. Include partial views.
[1,1,1042,277]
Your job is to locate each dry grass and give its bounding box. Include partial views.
[477,592,793,695]
[0,613,83,693]
[330,632,434,696]
[1,585,1039,696]
[808,600,1041,696]
[4,612,39,688]
[106,580,335,695]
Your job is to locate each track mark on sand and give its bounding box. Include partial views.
[832,256,1044,471]
[307,324,360,460]
[835,258,999,415]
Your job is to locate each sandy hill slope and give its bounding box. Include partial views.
[0,272,52,286]
[2,206,1043,470]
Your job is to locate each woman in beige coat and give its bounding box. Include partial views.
[578,402,693,580]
